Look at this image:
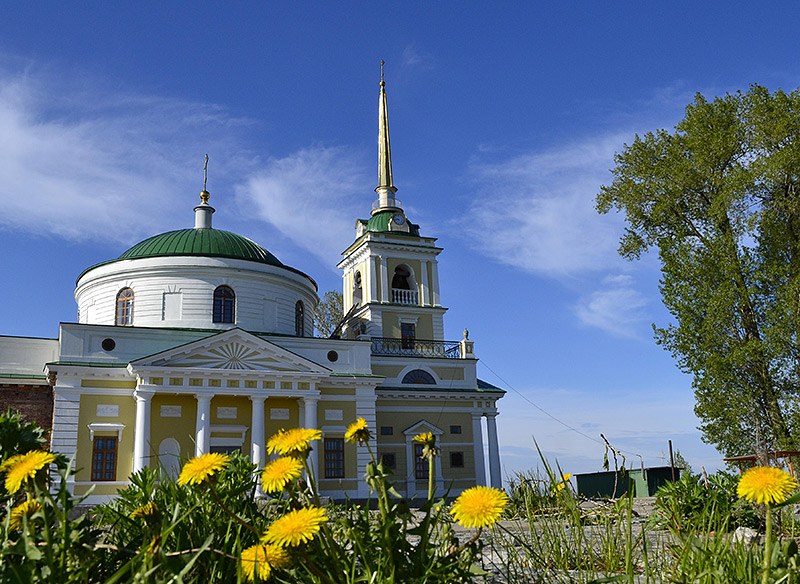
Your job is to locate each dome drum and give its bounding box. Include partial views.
[75,255,318,335]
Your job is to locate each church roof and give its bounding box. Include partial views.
[359,210,420,236]
[118,228,283,266]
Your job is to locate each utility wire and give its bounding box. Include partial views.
[479,360,645,460]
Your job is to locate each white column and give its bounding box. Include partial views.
[195,395,212,457]
[368,257,377,303]
[472,413,487,486]
[434,447,444,492]
[380,256,389,303]
[420,260,430,306]
[133,389,153,473]
[250,396,266,468]
[405,434,415,497]
[303,395,319,478]
[431,260,441,306]
[486,413,502,489]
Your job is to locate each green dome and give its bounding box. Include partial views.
[119,228,283,267]
[364,210,420,236]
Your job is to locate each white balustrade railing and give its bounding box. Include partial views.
[392,289,419,305]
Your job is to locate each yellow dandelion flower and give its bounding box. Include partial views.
[9,499,42,530]
[345,417,371,445]
[738,466,798,505]
[177,452,230,486]
[266,428,322,457]
[413,432,434,445]
[263,507,327,547]
[2,451,56,494]
[130,502,158,518]
[261,457,303,492]
[450,486,509,529]
[554,473,572,492]
[240,543,289,582]
[0,454,22,473]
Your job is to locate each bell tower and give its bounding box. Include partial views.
[338,63,447,345]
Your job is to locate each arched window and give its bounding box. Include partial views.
[391,265,418,305]
[353,271,362,306]
[295,300,305,336]
[391,265,412,290]
[401,369,436,384]
[115,288,134,326]
[213,286,235,323]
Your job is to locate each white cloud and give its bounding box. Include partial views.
[235,146,370,268]
[574,274,649,338]
[464,133,628,277]
[0,67,251,245]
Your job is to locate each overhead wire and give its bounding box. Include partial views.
[478,360,645,461]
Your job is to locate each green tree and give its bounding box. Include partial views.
[673,449,693,476]
[597,85,800,458]
[314,290,344,337]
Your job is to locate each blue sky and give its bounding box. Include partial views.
[2,2,799,479]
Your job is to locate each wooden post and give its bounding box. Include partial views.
[668,439,676,482]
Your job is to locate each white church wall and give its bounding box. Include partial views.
[76,256,318,334]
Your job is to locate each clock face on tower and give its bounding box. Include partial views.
[392,213,405,225]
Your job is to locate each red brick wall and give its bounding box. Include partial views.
[0,384,54,441]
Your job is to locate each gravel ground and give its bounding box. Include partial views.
[448,498,674,584]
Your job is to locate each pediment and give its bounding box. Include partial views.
[130,329,329,374]
[403,419,444,437]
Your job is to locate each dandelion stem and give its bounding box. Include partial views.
[427,455,434,501]
[762,503,772,584]
[207,482,259,536]
[443,527,483,561]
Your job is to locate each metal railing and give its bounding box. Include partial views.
[371,337,461,359]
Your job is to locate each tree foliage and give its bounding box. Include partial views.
[597,85,800,458]
[314,290,343,337]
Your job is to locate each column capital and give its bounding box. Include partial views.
[133,388,155,400]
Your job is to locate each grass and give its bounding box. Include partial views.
[2,427,800,583]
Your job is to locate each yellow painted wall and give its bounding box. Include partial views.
[431,367,465,381]
[319,479,359,492]
[319,387,355,396]
[374,410,477,484]
[74,483,126,496]
[210,395,252,453]
[321,400,357,426]
[381,313,433,339]
[320,400,358,479]
[371,365,404,378]
[76,394,135,483]
[440,447,474,480]
[151,394,197,464]
[387,258,422,293]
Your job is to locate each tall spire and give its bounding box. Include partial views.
[374,60,400,214]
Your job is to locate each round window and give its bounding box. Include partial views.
[101,338,116,351]
[327,350,339,362]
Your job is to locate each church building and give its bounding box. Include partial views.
[0,72,504,504]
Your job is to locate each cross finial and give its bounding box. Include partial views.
[200,154,210,204]
[380,59,385,87]
[203,154,209,191]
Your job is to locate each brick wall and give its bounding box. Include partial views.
[0,384,54,440]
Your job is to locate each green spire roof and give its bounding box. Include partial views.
[118,228,283,266]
